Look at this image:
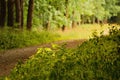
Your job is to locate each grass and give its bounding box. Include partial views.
[0,29,60,50]
[0,24,118,50]
[57,24,112,40]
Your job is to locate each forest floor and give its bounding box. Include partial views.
[0,39,86,77]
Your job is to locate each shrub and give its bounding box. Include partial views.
[75,26,120,80]
[2,27,120,80]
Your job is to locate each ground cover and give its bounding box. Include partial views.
[0,25,119,80]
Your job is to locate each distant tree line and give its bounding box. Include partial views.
[32,0,120,31]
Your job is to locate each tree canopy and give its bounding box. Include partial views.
[0,0,120,30]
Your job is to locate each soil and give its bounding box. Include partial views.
[0,39,86,77]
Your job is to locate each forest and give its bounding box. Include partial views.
[0,0,120,80]
[0,0,120,30]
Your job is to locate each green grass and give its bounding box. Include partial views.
[0,24,118,50]
[0,29,60,50]
[57,24,112,40]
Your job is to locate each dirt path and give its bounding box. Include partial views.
[0,39,85,77]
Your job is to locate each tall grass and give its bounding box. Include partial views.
[0,29,60,50]
[57,24,111,40]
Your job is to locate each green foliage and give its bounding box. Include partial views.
[2,27,119,80]
[76,27,120,79]
[30,0,120,29]
[0,29,60,50]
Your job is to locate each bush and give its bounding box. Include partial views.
[2,27,120,80]
[0,29,60,50]
[75,26,120,79]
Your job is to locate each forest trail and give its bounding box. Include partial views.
[0,39,86,77]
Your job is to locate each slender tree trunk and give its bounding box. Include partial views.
[27,0,34,31]
[62,0,68,31]
[72,21,77,28]
[65,0,69,18]
[7,0,14,27]
[44,8,51,30]
[92,17,95,24]
[62,25,65,31]
[62,13,67,31]
[81,15,85,24]
[72,11,77,28]
[45,21,50,30]
[15,0,21,28]
[20,0,24,28]
[97,18,100,24]
[0,0,6,27]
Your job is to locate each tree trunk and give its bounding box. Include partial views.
[0,0,6,27]
[81,15,85,24]
[27,0,34,31]
[96,18,100,24]
[72,21,77,28]
[62,25,65,31]
[15,0,21,28]
[92,17,95,24]
[72,11,77,28]
[20,0,24,28]
[62,0,68,31]
[7,0,14,27]
[45,21,50,30]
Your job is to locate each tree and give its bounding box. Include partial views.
[0,0,6,27]
[20,0,24,28]
[15,0,24,29]
[7,0,15,27]
[27,0,34,30]
[61,0,69,31]
[0,0,119,30]
[15,0,22,28]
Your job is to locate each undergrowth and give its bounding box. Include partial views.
[1,26,120,80]
[0,29,60,50]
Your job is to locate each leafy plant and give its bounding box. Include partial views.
[2,26,120,80]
